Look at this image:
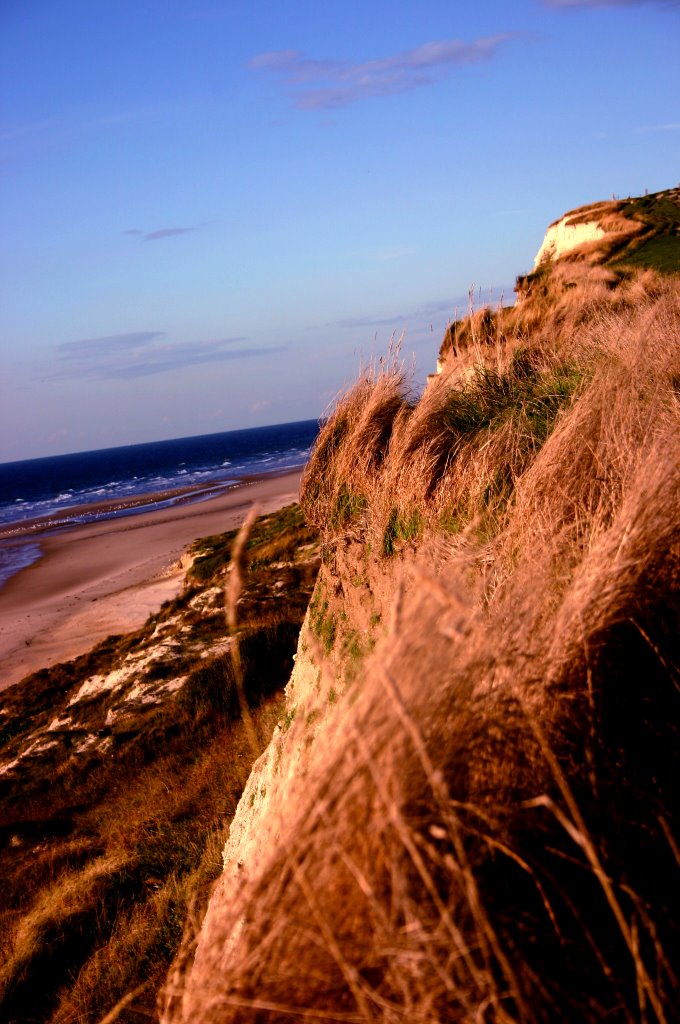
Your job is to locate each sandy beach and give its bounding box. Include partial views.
[0,469,302,691]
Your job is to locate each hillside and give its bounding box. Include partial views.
[168,192,680,1024]
[438,186,680,377]
[530,186,680,274]
[0,505,319,1023]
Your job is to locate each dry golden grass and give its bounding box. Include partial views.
[311,270,678,554]
[169,273,680,1023]
[301,348,411,535]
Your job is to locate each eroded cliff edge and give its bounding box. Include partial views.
[168,191,680,1024]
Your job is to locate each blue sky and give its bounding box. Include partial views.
[1,0,678,461]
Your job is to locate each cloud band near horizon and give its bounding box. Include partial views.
[52,332,285,381]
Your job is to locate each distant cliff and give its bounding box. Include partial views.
[529,185,680,272]
[437,186,680,380]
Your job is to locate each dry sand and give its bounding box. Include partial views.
[0,469,302,691]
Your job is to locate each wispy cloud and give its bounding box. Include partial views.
[250,398,273,414]
[634,121,680,133]
[543,0,657,8]
[250,35,515,110]
[335,290,512,331]
[52,332,285,380]
[124,225,199,242]
[58,331,164,359]
[0,117,58,145]
[337,299,455,330]
[592,118,680,140]
[145,226,196,241]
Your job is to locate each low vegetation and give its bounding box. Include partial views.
[170,229,680,1022]
[0,504,319,1023]
[301,308,590,556]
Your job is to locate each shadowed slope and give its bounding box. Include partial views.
[0,505,319,1024]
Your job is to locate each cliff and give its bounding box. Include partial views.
[529,186,680,272]
[438,186,680,379]
[532,208,607,265]
[167,195,680,1023]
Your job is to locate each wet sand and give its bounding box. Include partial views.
[0,469,302,691]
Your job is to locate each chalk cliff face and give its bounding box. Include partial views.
[188,605,325,973]
[174,543,400,1007]
[532,213,606,267]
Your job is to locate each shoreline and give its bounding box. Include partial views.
[0,466,302,541]
[0,468,303,692]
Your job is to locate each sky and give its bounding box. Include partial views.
[1,0,678,462]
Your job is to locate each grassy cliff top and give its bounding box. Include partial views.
[529,186,680,277]
[555,185,680,274]
[438,186,680,372]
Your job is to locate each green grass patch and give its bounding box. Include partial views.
[624,194,680,231]
[309,588,337,654]
[330,484,368,530]
[282,705,297,732]
[341,629,364,662]
[382,508,423,556]
[611,233,680,275]
[189,504,317,584]
[188,534,234,583]
[442,352,583,445]
[439,509,466,535]
[605,193,680,274]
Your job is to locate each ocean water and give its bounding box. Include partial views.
[0,419,319,589]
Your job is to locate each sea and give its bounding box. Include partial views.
[0,419,319,590]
